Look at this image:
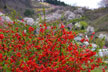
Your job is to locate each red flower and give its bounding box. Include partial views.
[0,34,4,40]
[80,38,85,43]
[39,24,42,27]
[60,24,65,28]
[105,66,107,69]
[0,17,2,20]
[92,32,95,35]
[13,21,15,24]
[68,34,74,39]
[16,52,21,57]
[21,19,24,22]
[0,29,2,32]
[28,26,34,32]
[0,53,2,59]
[40,28,44,33]
[102,68,105,72]
[90,35,94,40]
[85,39,89,42]
[15,27,19,31]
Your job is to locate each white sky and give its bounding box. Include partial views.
[60,0,102,9]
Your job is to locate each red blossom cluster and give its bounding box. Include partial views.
[0,34,4,40]
[0,22,104,72]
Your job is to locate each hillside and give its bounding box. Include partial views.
[84,7,108,21]
[0,0,52,17]
[83,7,108,32]
[0,0,32,15]
[0,0,69,17]
[92,14,108,32]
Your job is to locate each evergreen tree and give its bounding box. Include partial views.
[45,0,67,6]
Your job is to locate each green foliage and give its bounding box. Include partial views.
[24,9,34,17]
[80,21,88,27]
[42,7,46,22]
[91,66,103,72]
[4,5,7,9]
[36,8,46,25]
[66,17,86,25]
[6,8,22,20]
[95,37,105,49]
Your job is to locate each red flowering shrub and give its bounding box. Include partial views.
[0,21,104,72]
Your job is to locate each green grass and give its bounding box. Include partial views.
[91,66,103,72]
[91,66,108,72]
[93,14,108,25]
[90,14,108,32]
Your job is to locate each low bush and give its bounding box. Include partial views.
[0,18,105,72]
[24,9,34,17]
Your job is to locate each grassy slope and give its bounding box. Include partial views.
[84,7,108,32]
[92,14,108,32]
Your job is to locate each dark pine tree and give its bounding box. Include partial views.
[45,0,67,6]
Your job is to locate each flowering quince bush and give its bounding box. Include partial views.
[0,18,106,72]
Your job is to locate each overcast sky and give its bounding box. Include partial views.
[60,0,102,9]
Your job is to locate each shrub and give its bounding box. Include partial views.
[24,9,34,17]
[0,19,104,72]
